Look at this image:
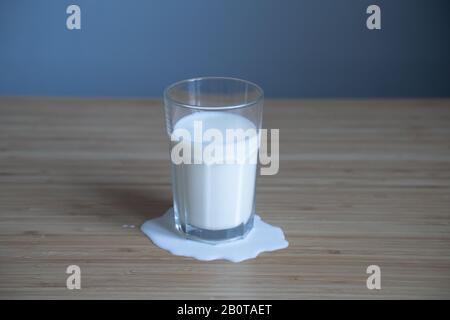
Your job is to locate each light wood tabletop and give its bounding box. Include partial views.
[0,97,449,299]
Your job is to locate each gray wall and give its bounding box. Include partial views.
[1,0,449,97]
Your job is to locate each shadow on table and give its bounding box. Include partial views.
[93,186,171,224]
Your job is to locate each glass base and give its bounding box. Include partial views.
[174,212,254,245]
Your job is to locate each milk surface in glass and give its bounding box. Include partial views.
[172,111,258,231]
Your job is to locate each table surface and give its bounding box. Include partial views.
[0,97,449,299]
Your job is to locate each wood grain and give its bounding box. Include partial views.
[0,97,449,299]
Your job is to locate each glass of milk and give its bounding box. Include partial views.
[164,77,264,243]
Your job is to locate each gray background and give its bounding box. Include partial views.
[0,0,449,97]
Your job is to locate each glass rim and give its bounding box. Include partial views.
[164,76,264,110]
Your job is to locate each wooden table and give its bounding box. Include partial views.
[0,97,449,299]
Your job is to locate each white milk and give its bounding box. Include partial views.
[171,111,258,230]
[141,209,289,262]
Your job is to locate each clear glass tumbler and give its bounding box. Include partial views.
[164,77,264,243]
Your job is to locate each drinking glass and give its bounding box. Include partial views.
[164,77,264,243]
